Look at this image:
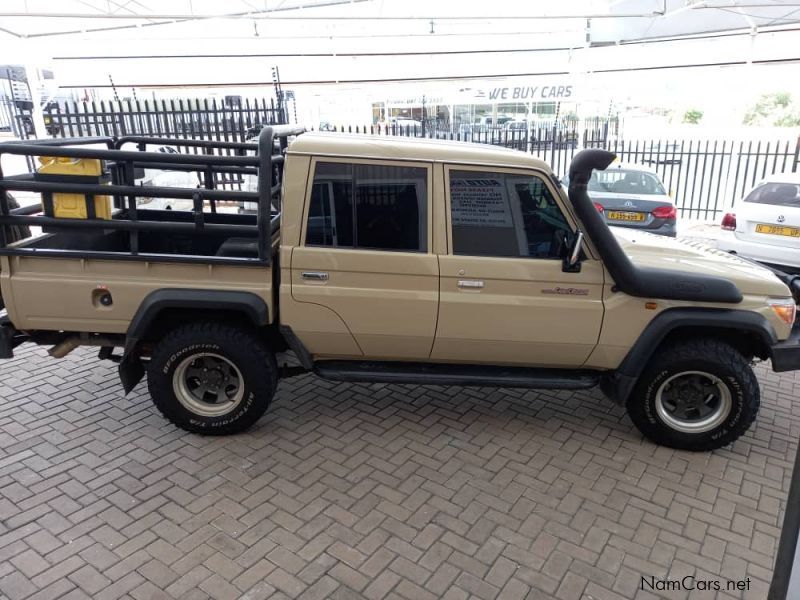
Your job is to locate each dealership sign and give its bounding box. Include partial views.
[384,80,577,107]
[477,84,575,102]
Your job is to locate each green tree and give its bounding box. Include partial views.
[744,92,800,126]
[682,109,703,124]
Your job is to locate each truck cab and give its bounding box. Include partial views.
[280,133,603,368]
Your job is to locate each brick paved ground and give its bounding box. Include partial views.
[0,343,798,600]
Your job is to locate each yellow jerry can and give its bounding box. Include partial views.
[36,156,112,220]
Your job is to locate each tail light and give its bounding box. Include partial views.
[721,213,737,231]
[652,205,677,220]
[593,202,605,213]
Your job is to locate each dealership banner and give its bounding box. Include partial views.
[474,83,575,102]
[384,79,578,107]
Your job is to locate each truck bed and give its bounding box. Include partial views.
[17,209,265,258]
[0,249,274,334]
[0,129,301,335]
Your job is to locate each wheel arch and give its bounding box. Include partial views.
[118,289,270,394]
[601,308,777,404]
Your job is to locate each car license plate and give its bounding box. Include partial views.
[755,224,800,237]
[607,211,645,222]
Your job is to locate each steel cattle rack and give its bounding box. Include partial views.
[0,125,305,266]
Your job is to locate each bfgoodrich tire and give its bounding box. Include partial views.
[147,322,277,435]
[626,339,759,451]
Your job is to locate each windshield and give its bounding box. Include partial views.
[744,182,800,207]
[588,169,666,195]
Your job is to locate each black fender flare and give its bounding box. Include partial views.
[601,307,777,404]
[118,288,269,393]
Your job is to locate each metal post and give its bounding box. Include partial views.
[768,440,800,599]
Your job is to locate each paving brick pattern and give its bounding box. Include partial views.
[0,343,798,600]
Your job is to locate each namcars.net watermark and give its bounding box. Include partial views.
[641,575,751,593]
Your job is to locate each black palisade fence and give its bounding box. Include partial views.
[44,97,285,142]
[318,117,612,180]
[39,99,800,219]
[322,121,800,220]
[42,97,286,192]
[608,137,800,220]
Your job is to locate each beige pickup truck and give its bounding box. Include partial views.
[1,126,798,451]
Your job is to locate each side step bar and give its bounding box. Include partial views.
[313,361,600,389]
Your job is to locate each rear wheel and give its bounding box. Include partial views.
[626,339,759,451]
[147,322,277,434]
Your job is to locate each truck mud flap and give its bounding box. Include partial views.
[118,351,145,394]
[0,318,27,359]
[0,322,14,358]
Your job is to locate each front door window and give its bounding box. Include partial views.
[449,169,573,260]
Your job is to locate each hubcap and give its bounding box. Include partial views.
[173,353,244,417]
[655,371,732,434]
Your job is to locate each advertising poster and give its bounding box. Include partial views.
[450,176,512,228]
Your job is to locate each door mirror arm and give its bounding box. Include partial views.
[563,230,584,273]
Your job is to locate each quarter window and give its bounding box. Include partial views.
[449,169,573,259]
[306,162,428,252]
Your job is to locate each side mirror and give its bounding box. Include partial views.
[563,230,584,273]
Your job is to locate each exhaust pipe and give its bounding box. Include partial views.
[48,337,81,359]
[48,335,122,359]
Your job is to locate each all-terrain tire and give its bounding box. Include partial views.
[147,321,277,435]
[626,338,759,451]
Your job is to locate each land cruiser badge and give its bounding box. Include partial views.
[542,287,590,295]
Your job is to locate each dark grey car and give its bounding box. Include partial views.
[566,164,678,237]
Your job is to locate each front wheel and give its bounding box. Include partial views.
[147,322,277,435]
[626,339,759,451]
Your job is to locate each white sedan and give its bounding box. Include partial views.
[136,146,199,211]
[717,174,800,270]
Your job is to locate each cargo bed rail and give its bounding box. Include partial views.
[0,125,305,266]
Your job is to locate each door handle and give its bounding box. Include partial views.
[457,279,484,289]
[302,271,329,281]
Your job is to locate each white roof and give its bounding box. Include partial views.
[3,0,799,40]
[604,161,659,175]
[757,172,800,185]
[289,131,551,170]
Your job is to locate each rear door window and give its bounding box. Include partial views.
[306,161,428,252]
